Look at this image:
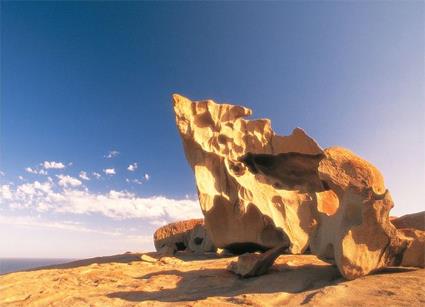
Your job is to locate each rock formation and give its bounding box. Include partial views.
[391,211,425,231]
[397,228,425,267]
[154,219,215,255]
[242,148,417,279]
[173,94,322,254]
[227,244,288,278]
[173,94,424,280]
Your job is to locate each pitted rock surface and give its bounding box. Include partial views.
[173,94,424,279]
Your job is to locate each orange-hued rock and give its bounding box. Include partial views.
[315,147,405,279]
[173,94,322,254]
[173,94,422,280]
[391,211,425,231]
[1,252,424,306]
[227,244,288,277]
[398,228,425,268]
[154,219,215,254]
[243,147,412,279]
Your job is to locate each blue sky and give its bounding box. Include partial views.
[0,2,423,258]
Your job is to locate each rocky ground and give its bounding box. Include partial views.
[1,252,424,306]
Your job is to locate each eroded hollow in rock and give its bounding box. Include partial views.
[193,237,203,245]
[175,242,186,251]
[240,152,326,192]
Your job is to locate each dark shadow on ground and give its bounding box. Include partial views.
[373,267,418,275]
[173,251,228,261]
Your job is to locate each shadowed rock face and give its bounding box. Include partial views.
[173,94,424,279]
[240,152,327,192]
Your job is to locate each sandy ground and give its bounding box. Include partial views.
[0,252,424,306]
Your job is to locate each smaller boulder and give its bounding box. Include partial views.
[140,254,157,263]
[391,211,425,231]
[154,219,216,255]
[227,244,288,278]
[398,228,425,268]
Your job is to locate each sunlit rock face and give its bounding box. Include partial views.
[173,94,322,254]
[242,145,425,279]
[173,94,423,279]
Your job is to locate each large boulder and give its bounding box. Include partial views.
[173,94,423,279]
[153,219,215,255]
[173,94,322,254]
[242,147,413,279]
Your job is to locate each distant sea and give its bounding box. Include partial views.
[0,258,76,275]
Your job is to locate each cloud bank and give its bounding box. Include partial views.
[0,179,201,223]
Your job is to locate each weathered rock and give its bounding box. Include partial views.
[153,219,215,255]
[216,248,234,257]
[227,244,288,277]
[140,254,157,263]
[397,228,425,268]
[173,94,422,280]
[391,211,425,231]
[241,146,413,279]
[173,94,322,254]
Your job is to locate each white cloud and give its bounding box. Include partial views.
[126,178,144,185]
[25,167,37,174]
[56,175,82,187]
[0,180,202,222]
[103,168,116,175]
[38,169,48,175]
[144,173,150,181]
[0,171,5,176]
[57,190,200,220]
[17,181,53,196]
[24,167,48,175]
[127,163,138,172]
[0,185,12,200]
[0,215,152,241]
[18,176,24,181]
[79,171,90,181]
[42,161,66,169]
[105,150,119,159]
[92,172,101,179]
